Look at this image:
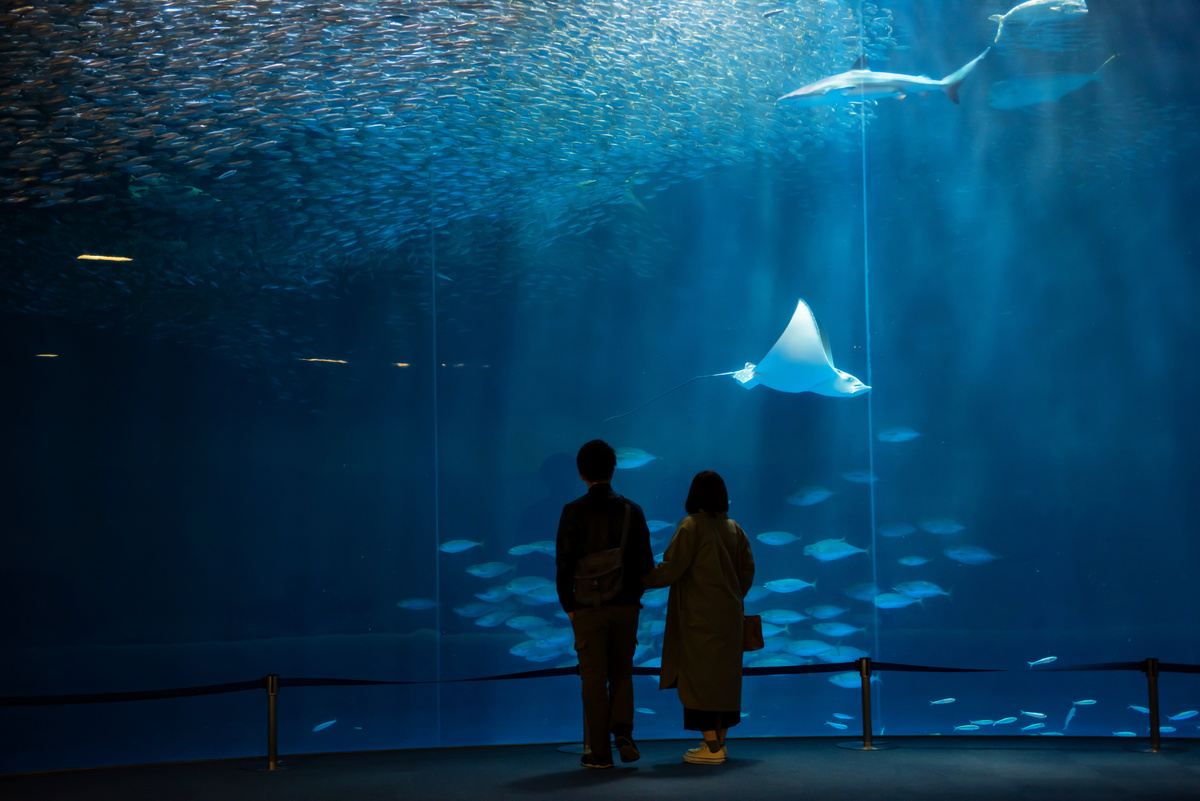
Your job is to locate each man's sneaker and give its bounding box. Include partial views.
[683,742,727,764]
[580,754,613,769]
[614,735,640,763]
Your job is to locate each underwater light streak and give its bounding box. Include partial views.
[35,354,58,358]
[77,254,133,261]
[298,358,348,363]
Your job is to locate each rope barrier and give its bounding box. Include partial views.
[2,658,1197,707]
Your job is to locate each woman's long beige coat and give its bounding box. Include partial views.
[645,511,755,711]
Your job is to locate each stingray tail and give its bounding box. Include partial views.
[604,371,738,422]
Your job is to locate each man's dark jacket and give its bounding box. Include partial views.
[555,483,655,613]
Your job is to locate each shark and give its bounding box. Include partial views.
[777,50,990,106]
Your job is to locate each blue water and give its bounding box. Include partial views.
[3,0,1200,773]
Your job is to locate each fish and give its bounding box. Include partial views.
[312,720,337,732]
[1021,710,1048,718]
[970,719,995,726]
[878,523,917,538]
[642,587,670,608]
[732,300,869,397]
[646,520,675,533]
[1021,722,1045,731]
[787,486,833,506]
[804,539,868,562]
[508,542,551,556]
[954,724,980,731]
[520,585,559,605]
[841,470,878,484]
[918,519,965,535]
[1064,707,1076,730]
[505,615,551,631]
[778,50,989,106]
[988,0,1089,43]
[989,55,1117,110]
[475,587,513,603]
[944,546,999,565]
[748,654,805,668]
[764,578,818,594]
[873,593,921,609]
[1027,656,1057,668]
[466,562,515,578]
[812,621,864,638]
[635,707,656,715]
[474,610,514,627]
[396,598,438,610]
[828,671,880,689]
[756,530,800,546]
[804,605,847,620]
[816,644,869,663]
[994,717,1018,725]
[1168,710,1198,721]
[506,576,554,595]
[832,713,854,720]
[930,698,956,705]
[893,581,950,599]
[744,585,773,603]
[440,540,483,553]
[1073,699,1097,705]
[842,583,881,602]
[1127,706,1149,714]
[784,639,833,657]
[1112,731,1137,737]
[760,609,809,625]
[760,622,790,639]
[452,602,496,618]
[898,556,930,566]
[615,447,659,469]
[876,426,920,442]
[823,720,849,730]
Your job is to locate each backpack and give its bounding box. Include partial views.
[573,501,631,607]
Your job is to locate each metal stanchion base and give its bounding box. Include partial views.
[1126,744,1187,754]
[837,740,897,751]
[241,760,295,771]
[557,743,589,755]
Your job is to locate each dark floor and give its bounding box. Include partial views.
[2,737,1198,801]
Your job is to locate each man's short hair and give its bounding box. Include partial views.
[577,439,617,483]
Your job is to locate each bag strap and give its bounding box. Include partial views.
[619,500,631,551]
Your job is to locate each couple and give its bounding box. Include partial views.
[554,439,756,769]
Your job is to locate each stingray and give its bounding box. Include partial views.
[605,299,869,421]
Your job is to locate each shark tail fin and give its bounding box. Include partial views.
[941,48,989,104]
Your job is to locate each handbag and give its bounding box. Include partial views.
[574,502,631,607]
[736,524,763,651]
[743,613,765,652]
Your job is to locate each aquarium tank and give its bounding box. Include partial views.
[2,0,1198,774]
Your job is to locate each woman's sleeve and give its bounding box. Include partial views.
[643,519,696,589]
[736,525,756,598]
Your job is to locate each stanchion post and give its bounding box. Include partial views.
[1145,658,1161,754]
[1128,656,1184,754]
[266,674,280,770]
[860,657,874,749]
[837,657,895,751]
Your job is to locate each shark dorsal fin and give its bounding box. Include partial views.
[850,54,868,70]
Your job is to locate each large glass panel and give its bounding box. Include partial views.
[3,0,1198,774]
